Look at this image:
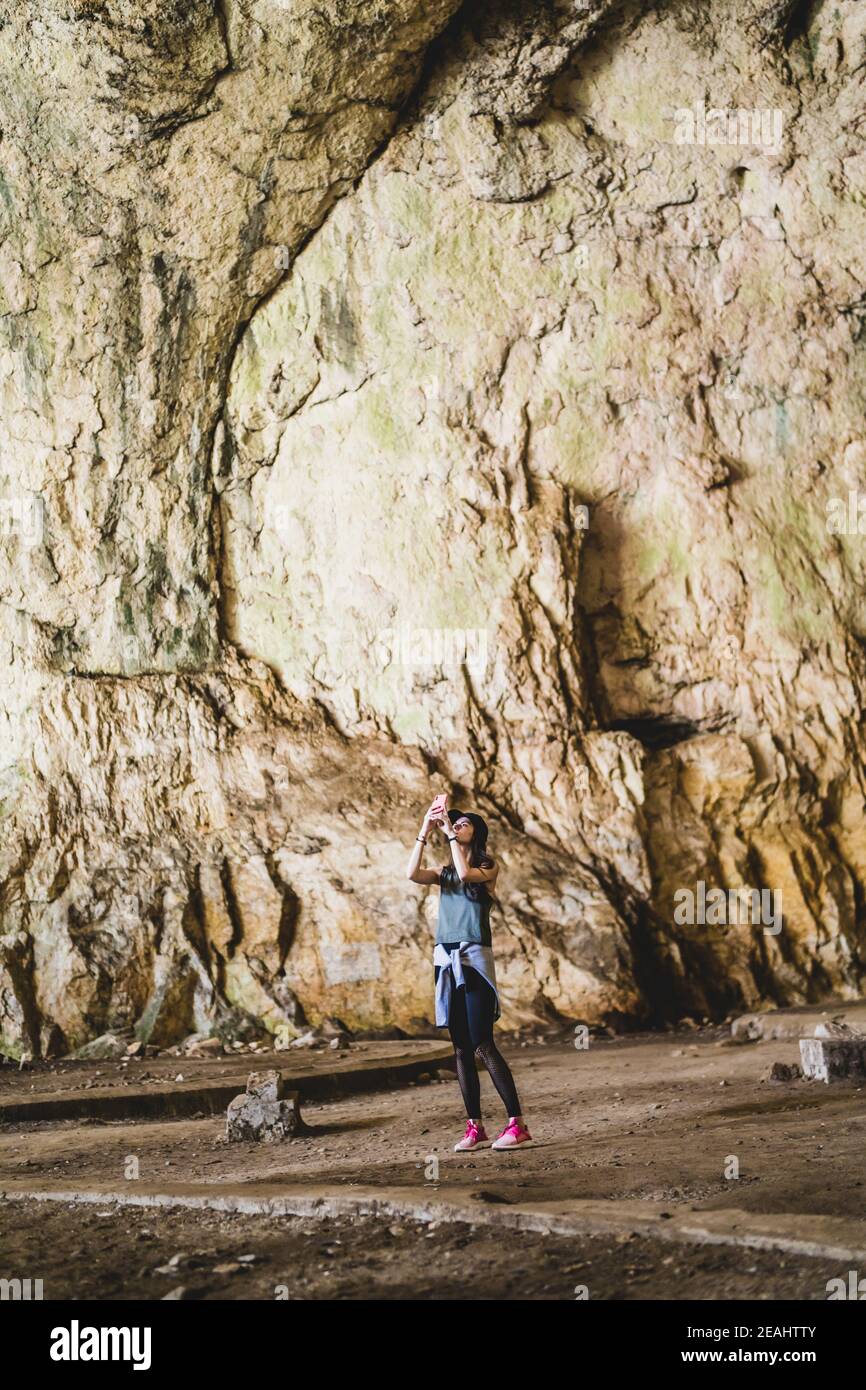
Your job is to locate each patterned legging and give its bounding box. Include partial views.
[436,960,521,1119]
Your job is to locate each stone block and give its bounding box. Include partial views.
[226,1070,303,1142]
[799,1038,866,1084]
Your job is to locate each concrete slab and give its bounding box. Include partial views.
[731,998,866,1042]
[0,1041,455,1123]
[4,1181,866,1263]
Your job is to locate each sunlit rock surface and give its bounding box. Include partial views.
[1,0,865,1056]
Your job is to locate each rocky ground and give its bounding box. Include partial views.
[2,1022,864,1300]
[0,1035,447,1099]
[0,1198,845,1302]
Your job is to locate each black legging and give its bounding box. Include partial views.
[435,956,521,1121]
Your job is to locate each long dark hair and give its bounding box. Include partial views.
[440,808,495,903]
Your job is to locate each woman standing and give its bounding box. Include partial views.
[406,797,533,1151]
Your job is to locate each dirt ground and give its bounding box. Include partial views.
[0,1037,444,1098]
[2,1024,865,1299]
[0,1197,849,1301]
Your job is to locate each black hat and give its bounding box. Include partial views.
[448,808,489,854]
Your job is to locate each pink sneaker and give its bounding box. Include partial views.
[454,1120,490,1151]
[491,1118,533,1150]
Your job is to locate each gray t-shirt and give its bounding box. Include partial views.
[435,862,494,946]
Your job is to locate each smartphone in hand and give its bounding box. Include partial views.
[429,793,448,817]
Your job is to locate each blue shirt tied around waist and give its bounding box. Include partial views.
[434,941,500,1028]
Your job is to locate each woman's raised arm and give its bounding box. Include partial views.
[406,805,441,884]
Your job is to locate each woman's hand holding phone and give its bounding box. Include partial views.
[420,793,447,839]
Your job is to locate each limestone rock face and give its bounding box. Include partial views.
[2,0,866,1057]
